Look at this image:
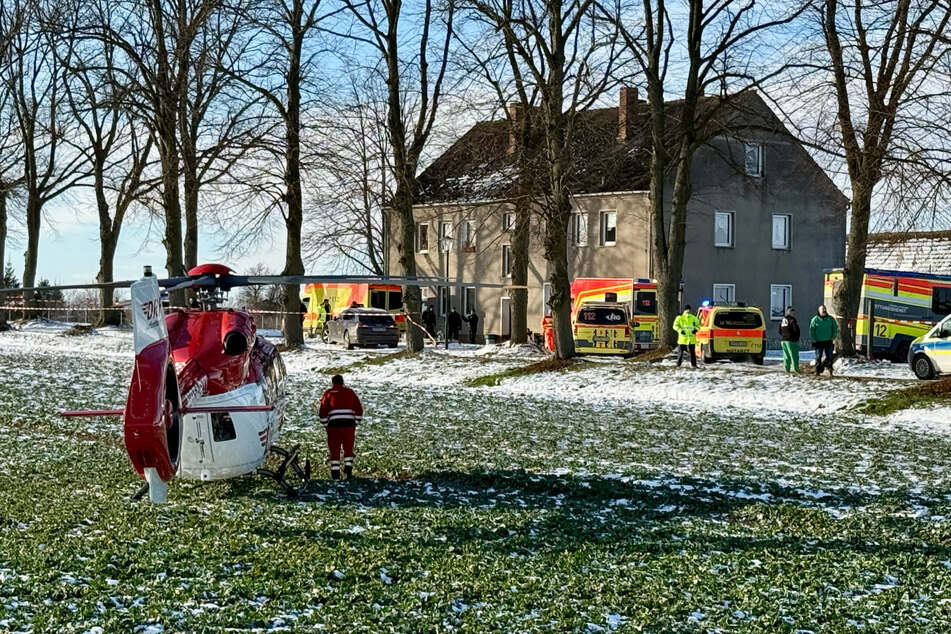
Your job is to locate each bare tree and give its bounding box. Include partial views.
[303,76,391,275]
[0,4,27,278]
[337,0,456,353]
[607,0,807,350]
[1,0,87,305]
[223,0,326,348]
[57,13,156,325]
[812,0,951,354]
[463,0,621,359]
[455,3,545,345]
[74,0,219,306]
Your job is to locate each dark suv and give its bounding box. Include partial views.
[326,308,399,349]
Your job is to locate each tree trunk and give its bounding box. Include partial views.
[0,188,6,279]
[94,161,120,326]
[545,183,574,359]
[832,185,873,357]
[510,116,537,345]
[21,192,40,307]
[281,2,306,349]
[659,143,693,346]
[182,140,199,272]
[158,130,186,306]
[394,183,423,352]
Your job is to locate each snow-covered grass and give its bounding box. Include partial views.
[1,323,950,631]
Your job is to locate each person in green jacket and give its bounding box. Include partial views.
[672,305,701,367]
[779,307,801,373]
[809,304,838,376]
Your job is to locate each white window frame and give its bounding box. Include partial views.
[416,222,429,253]
[714,211,734,248]
[542,282,552,316]
[599,210,617,247]
[438,286,450,316]
[438,221,453,252]
[770,284,792,321]
[712,283,735,304]
[571,213,588,247]
[502,212,515,232]
[463,286,476,315]
[772,214,791,250]
[501,244,512,278]
[745,143,763,177]
[462,220,476,251]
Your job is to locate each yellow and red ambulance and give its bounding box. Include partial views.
[301,283,406,339]
[569,278,661,352]
[694,301,767,364]
[572,301,634,355]
[824,268,951,361]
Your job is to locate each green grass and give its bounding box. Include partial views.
[854,376,951,416]
[463,358,582,387]
[2,339,951,631]
[322,349,417,376]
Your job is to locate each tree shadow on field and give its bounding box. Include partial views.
[244,468,951,559]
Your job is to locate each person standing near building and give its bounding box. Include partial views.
[810,304,838,376]
[447,306,463,342]
[464,309,479,344]
[779,306,801,373]
[672,305,700,368]
[318,374,363,480]
[422,304,437,340]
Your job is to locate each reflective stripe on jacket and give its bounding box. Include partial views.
[318,386,364,428]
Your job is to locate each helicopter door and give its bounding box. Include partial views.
[181,414,215,478]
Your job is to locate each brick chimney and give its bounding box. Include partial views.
[617,86,638,143]
[507,103,522,154]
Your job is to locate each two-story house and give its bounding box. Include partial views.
[384,89,848,345]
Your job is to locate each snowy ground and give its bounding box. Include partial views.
[1,320,950,632]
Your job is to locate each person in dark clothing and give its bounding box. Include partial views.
[779,306,801,373]
[464,310,480,344]
[421,304,437,339]
[446,307,463,342]
[320,298,332,323]
[810,304,838,376]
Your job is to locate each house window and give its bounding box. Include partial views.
[416,223,429,253]
[438,286,450,316]
[745,143,762,176]
[571,213,588,247]
[714,211,734,247]
[713,283,735,304]
[501,244,512,278]
[438,221,452,252]
[542,282,552,316]
[599,211,617,246]
[463,286,476,315]
[461,221,476,252]
[502,212,515,231]
[772,214,791,250]
[770,284,792,321]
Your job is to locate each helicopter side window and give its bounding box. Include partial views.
[211,413,237,442]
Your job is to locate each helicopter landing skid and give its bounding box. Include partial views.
[258,445,311,496]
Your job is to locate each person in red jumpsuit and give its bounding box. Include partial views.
[318,374,363,480]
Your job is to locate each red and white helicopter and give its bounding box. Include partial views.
[0,264,448,503]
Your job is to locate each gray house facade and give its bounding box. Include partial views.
[385,89,848,346]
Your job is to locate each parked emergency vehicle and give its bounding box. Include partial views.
[824,268,951,361]
[909,313,951,379]
[301,283,406,339]
[569,278,662,351]
[572,301,633,355]
[695,302,766,364]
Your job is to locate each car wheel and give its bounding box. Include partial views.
[913,354,936,380]
[344,331,354,350]
[320,325,329,344]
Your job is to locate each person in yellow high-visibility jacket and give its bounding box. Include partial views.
[672,305,701,368]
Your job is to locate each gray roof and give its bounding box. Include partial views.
[866,231,951,275]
